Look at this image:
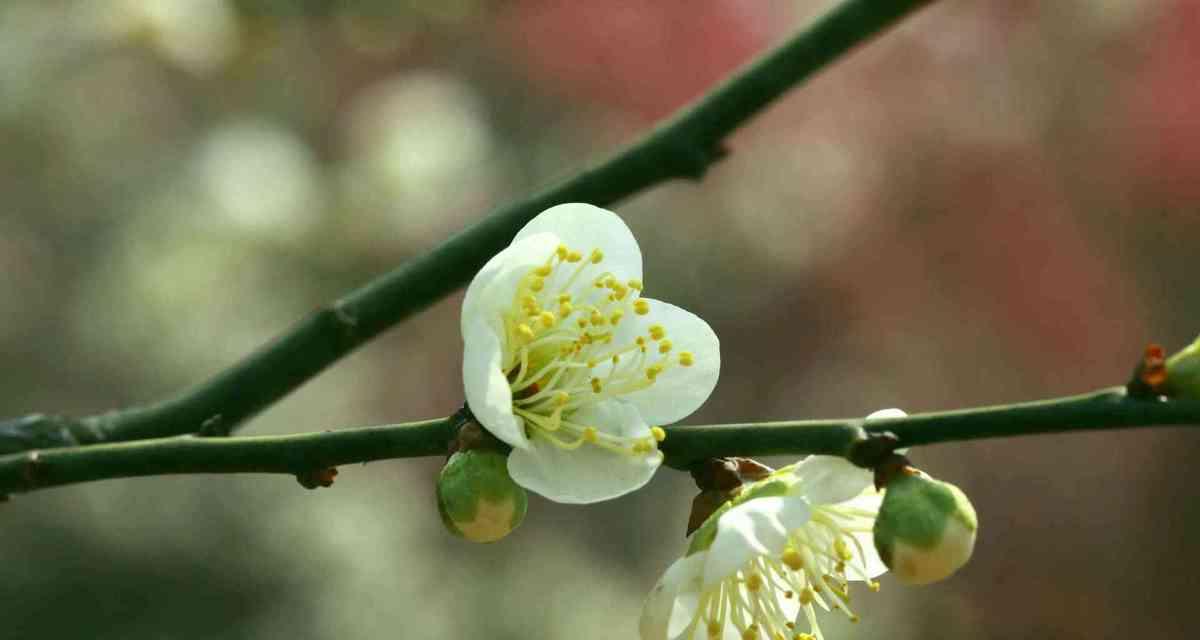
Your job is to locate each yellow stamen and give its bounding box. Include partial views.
[555,245,568,259]
[539,311,556,328]
[534,264,552,277]
[582,427,598,443]
[634,299,650,315]
[517,324,535,340]
[590,378,602,393]
[646,364,664,381]
[530,277,544,292]
[745,573,763,592]
[648,324,665,340]
[651,426,666,442]
[782,549,804,571]
[589,249,604,264]
[658,339,673,354]
[679,351,695,366]
[627,279,643,290]
[566,250,582,263]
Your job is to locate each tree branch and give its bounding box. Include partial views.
[0,0,935,455]
[3,387,1197,495]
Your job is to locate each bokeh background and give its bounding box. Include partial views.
[2,1,1199,638]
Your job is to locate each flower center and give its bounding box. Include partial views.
[691,504,880,640]
[499,243,693,456]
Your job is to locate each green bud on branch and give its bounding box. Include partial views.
[437,449,527,543]
[874,468,978,585]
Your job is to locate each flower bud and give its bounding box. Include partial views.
[1166,335,1200,399]
[873,469,977,585]
[437,449,527,543]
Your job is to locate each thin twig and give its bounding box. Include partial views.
[3,387,1197,495]
[0,0,935,455]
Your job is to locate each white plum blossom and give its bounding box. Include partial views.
[640,410,906,640]
[461,203,720,504]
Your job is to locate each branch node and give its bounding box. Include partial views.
[846,430,901,469]
[296,467,338,490]
[21,451,43,490]
[1127,343,1168,399]
[198,414,227,438]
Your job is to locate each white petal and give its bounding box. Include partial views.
[791,456,873,506]
[841,490,889,579]
[702,496,811,588]
[461,232,561,329]
[462,316,527,449]
[506,400,660,504]
[640,553,706,640]
[865,408,906,421]
[514,203,643,282]
[610,298,720,425]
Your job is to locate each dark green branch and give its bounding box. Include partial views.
[3,387,1198,495]
[0,0,934,455]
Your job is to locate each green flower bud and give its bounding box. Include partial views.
[437,449,527,543]
[873,469,977,585]
[1166,335,1200,399]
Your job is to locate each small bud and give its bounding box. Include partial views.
[437,449,527,543]
[873,469,977,585]
[1166,335,1200,399]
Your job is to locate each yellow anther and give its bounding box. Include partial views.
[742,626,759,640]
[558,302,573,318]
[530,277,544,292]
[679,351,695,367]
[646,364,665,381]
[635,336,646,347]
[785,622,795,630]
[576,318,589,329]
[521,294,538,308]
[611,354,620,364]
[632,440,652,454]
[555,245,569,259]
[554,391,570,406]
[612,283,628,300]
[581,427,598,443]
[849,615,860,624]
[580,333,593,345]
[610,309,624,325]
[589,249,604,264]
[627,278,643,290]
[651,426,666,442]
[797,635,816,640]
[658,339,673,354]
[557,293,572,304]
[745,573,763,592]
[590,312,607,326]
[799,588,815,605]
[648,324,665,340]
[539,311,556,328]
[517,324,535,340]
[707,622,722,639]
[633,299,650,315]
[868,580,881,592]
[834,538,853,562]
[781,549,804,571]
[534,264,552,277]
[586,359,598,368]
[566,250,583,263]
[590,378,602,393]
[784,591,795,600]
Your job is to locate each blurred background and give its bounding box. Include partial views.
[1,0,1198,638]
